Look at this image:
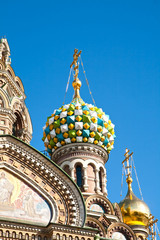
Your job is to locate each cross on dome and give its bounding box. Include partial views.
[70,49,82,99]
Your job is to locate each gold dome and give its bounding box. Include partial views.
[119,176,150,226]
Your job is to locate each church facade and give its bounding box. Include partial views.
[0,39,153,240]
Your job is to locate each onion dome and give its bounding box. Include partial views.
[119,175,150,226]
[42,49,115,156]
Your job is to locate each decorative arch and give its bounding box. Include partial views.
[107,222,136,240]
[0,163,55,226]
[86,217,106,237]
[85,194,114,215]
[6,65,16,79]
[0,135,86,227]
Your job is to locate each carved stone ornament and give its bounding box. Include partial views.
[107,222,136,240]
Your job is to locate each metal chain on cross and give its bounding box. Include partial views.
[155,223,160,238]
[131,155,144,201]
[63,66,72,105]
[80,55,96,106]
[120,165,125,199]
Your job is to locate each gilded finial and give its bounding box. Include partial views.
[122,148,133,199]
[70,49,82,99]
[147,215,158,240]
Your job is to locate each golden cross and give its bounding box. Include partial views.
[122,148,134,196]
[70,49,82,99]
[70,49,82,68]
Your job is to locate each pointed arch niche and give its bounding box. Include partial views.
[0,165,53,226]
[12,111,24,137]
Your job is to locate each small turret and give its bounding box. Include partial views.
[119,149,151,240]
[0,38,32,143]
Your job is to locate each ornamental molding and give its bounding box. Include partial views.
[0,221,97,237]
[0,135,86,227]
[53,143,108,164]
[0,70,26,98]
[0,108,16,121]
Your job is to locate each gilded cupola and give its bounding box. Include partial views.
[119,149,150,227]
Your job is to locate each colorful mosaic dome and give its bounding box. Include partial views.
[42,98,116,156]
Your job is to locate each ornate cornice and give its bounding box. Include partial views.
[0,221,97,237]
[52,143,108,164]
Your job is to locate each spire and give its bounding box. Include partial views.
[122,148,133,199]
[70,49,82,99]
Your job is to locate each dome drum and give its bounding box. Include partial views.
[52,142,109,164]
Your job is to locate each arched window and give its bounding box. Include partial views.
[25,233,29,240]
[32,234,35,240]
[12,231,16,238]
[12,112,23,137]
[76,165,82,187]
[6,231,10,237]
[56,233,60,240]
[69,236,73,240]
[19,232,23,239]
[62,235,66,240]
[99,168,104,192]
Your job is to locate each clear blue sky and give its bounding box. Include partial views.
[1,0,160,230]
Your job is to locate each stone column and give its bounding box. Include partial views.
[95,169,101,194]
[102,172,107,196]
[70,167,75,181]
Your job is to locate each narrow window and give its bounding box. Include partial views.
[99,170,102,192]
[76,165,82,187]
